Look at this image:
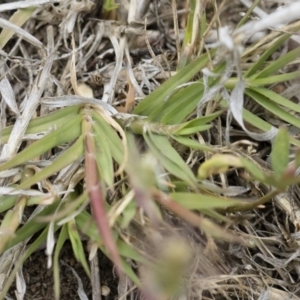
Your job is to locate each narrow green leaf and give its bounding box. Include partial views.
[18,135,84,189]
[116,116,211,136]
[78,211,140,283]
[221,99,287,146]
[170,192,240,210]
[162,85,209,124]
[134,52,212,116]
[120,259,141,286]
[217,100,300,147]
[171,136,214,152]
[150,82,205,123]
[76,211,145,262]
[245,33,291,77]
[232,104,272,131]
[5,200,61,251]
[175,124,211,135]
[23,225,54,261]
[230,99,300,148]
[0,210,13,230]
[180,111,222,128]
[93,124,114,187]
[92,111,124,164]
[0,196,18,213]
[255,47,300,79]
[251,87,300,113]
[174,111,222,135]
[115,239,145,264]
[54,224,68,300]
[246,88,300,129]
[240,158,266,182]
[68,219,90,276]
[103,0,119,11]
[1,105,81,144]
[295,150,300,167]
[182,0,196,48]
[290,136,300,148]
[201,209,230,222]
[0,115,82,172]
[271,127,290,176]
[249,71,300,86]
[150,65,224,123]
[143,132,198,188]
[237,0,260,28]
[120,201,136,228]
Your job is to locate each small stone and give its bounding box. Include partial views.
[101,285,110,297]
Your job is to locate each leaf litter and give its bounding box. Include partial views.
[0,0,300,299]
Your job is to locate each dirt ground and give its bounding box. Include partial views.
[8,242,118,300]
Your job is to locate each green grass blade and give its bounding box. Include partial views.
[150,82,204,123]
[23,226,53,262]
[219,97,271,128]
[76,211,144,261]
[119,201,136,228]
[246,88,300,129]
[1,105,81,144]
[103,0,119,11]
[220,98,299,147]
[271,127,290,177]
[249,71,300,86]
[240,158,266,182]
[237,0,260,28]
[170,192,240,210]
[254,47,300,79]
[175,124,212,135]
[119,258,141,286]
[161,85,206,124]
[5,201,61,250]
[54,224,68,300]
[220,98,300,147]
[134,52,212,116]
[0,115,82,172]
[92,111,125,164]
[18,135,84,189]
[76,211,145,285]
[245,33,291,77]
[201,209,230,222]
[250,87,300,113]
[67,219,90,276]
[143,132,198,189]
[0,196,18,213]
[93,124,114,187]
[182,0,196,49]
[171,136,215,152]
[179,111,222,127]
[174,111,222,135]
[290,136,300,148]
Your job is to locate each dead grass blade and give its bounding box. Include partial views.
[0,16,44,50]
[0,26,54,159]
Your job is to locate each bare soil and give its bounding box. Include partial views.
[8,242,118,300]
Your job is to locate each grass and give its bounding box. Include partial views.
[1,0,300,299]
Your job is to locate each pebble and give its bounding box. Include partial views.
[101,285,110,297]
